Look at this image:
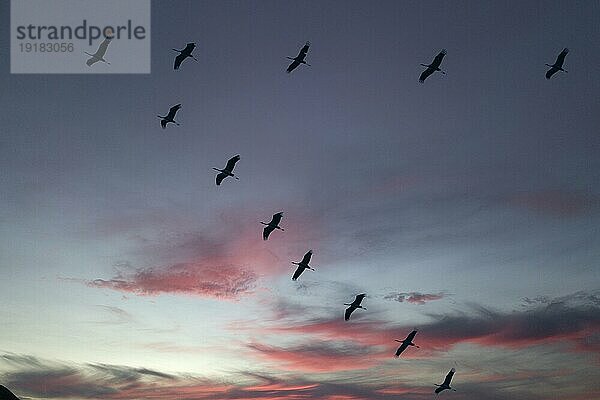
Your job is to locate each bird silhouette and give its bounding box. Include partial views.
[261,212,284,240]
[419,49,447,82]
[292,250,315,280]
[344,293,366,320]
[394,329,420,357]
[213,155,241,185]
[435,368,457,394]
[157,104,182,129]
[545,48,569,79]
[173,42,198,70]
[286,42,311,73]
[85,37,112,66]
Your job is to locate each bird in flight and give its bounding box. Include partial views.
[291,250,315,281]
[261,212,284,240]
[394,330,420,357]
[419,49,447,83]
[344,293,366,320]
[545,48,569,79]
[173,42,198,70]
[213,155,241,185]
[85,37,112,66]
[157,104,182,129]
[435,368,457,394]
[286,41,311,73]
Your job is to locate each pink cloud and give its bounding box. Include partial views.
[247,342,386,372]
[87,207,328,299]
[89,263,257,299]
[244,294,600,357]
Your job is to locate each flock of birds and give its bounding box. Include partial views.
[76,39,571,398]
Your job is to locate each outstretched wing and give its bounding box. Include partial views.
[263,225,275,240]
[174,53,186,70]
[86,57,100,66]
[271,212,283,225]
[225,155,241,171]
[419,67,435,83]
[554,48,569,67]
[96,38,111,58]
[406,330,417,342]
[344,306,354,321]
[431,49,447,68]
[443,368,455,386]
[216,172,227,186]
[395,342,409,357]
[183,43,196,53]
[298,42,310,58]
[300,250,312,265]
[167,104,182,119]
[545,66,559,79]
[292,266,304,281]
[353,293,366,305]
[287,60,301,73]
[435,386,444,394]
[160,119,167,129]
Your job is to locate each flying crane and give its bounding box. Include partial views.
[173,42,198,70]
[291,250,315,280]
[419,49,447,83]
[344,293,366,320]
[545,48,569,79]
[394,329,420,357]
[85,37,112,66]
[213,155,241,185]
[157,104,182,129]
[286,42,311,73]
[435,368,457,394]
[261,212,284,240]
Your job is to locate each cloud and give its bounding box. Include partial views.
[89,262,257,299]
[1,352,597,400]
[383,292,445,304]
[247,341,386,372]
[247,292,600,356]
[85,206,330,299]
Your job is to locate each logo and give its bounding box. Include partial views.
[11,0,151,74]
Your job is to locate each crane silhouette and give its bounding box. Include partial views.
[291,250,315,280]
[85,37,112,66]
[157,104,182,129]
[0,385,20,400]
[394,329,420,357]
[344,293,366,320]
[419,49,447,82]
[173,43,198,70]
[435,368,456,394]
[261,212,284,240]
[545,48,569,79]
[213,155,241,185]
[286,42,311,73]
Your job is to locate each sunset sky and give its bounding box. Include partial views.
[1,1,599,399]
